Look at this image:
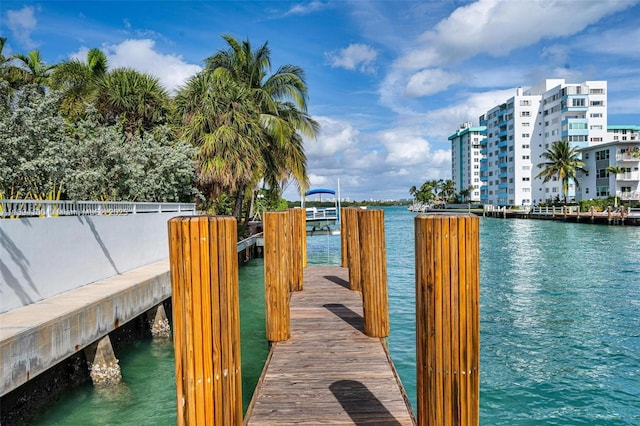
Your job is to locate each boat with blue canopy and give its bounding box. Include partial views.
[302,188,340,235]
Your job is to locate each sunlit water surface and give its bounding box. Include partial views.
[29,207,640,425]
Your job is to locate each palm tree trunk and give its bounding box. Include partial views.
[232,184,246,222]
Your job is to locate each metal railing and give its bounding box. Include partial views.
[305,207,338,221]
[0,199,196,219]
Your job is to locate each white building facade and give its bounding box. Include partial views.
[578,128,640,203]
[475,79,608,206]
[448,122,486,202]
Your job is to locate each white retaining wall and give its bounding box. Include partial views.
[0,212,190,313]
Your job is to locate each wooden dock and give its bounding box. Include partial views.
[245,265,415,425]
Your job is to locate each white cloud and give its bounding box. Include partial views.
[326,43,378,73]
[286,1,329,16]
[397,0,637,70]
[425,88,516,140]
[305,116,359,160]
[104,39,201,92]
[405,68,461,97]
[575,25,640,58]
[6,6,38,49]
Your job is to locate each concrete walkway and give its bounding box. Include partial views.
[0,260,171,396]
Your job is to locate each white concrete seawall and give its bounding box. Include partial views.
[0,212,188,314]
[0,260,171,396]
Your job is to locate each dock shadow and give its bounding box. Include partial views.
[330,379,403,426]
[323,303,364,333]
[324,275,349,289]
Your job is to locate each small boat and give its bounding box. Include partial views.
[302,188,340,236]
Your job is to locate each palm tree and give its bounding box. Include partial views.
[175,70,265,216]
[605,165,626,208]
[205,35,319,202]
[9,49,56,93]
[536,140,586,205]
[95,67,170,136]
[439,179,456,205]
[50,48,108,120]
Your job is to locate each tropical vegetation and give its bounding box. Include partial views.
[0,35,318,235]
[535,140,586,205]
[409,179,472,207]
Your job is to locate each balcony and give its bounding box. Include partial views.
[618,191,640,201]
[480,175,488,182]
[498,183,509,189]
[498,140,509,148]
[616,152,640,162]
[617,172,640,181]
[498,162,509,168]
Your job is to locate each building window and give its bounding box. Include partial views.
[522,155,530,160]
[520,100,531,106]
[572,98,585,107]
[523,188,530,193]
[597,186,608,196]
[522,133,530,138]
[590,137,603,142]
[522,122,530,127]
[595,150,609,160]
[590,100,604,106]
[590,113,603,118]
[590,88,604,94]
[585,188,589,194]
[521,111,530,117]
[523,177,530,181]
[596,169,607,178]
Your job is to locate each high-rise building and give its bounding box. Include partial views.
[467,79,608,206]
[448,122,486,202]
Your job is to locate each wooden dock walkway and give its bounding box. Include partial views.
[245,265,415,425]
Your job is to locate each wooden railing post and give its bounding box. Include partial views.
[358,209,389,338]
[264,211,291,342]
[289,208,304,291]
[340,207,348,267]
[345,208,362,292]
[168,216,242,426]
[415,214,479,426]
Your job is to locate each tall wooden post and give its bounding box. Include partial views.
[289,208,304,291]
[358,209,389,338]
[415,214,480,426]
[168,216,242,426]
[264,211,291,342]
[340,207,348,267]
[345,208,362,292]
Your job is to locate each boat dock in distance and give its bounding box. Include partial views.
[483,205,640,225]
[245,266,415,425]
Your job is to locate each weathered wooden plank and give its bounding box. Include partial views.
[245,266,414,425]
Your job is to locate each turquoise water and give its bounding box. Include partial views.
[26,207,640,424]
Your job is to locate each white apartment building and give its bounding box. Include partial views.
[473,79,608,206]
[577,127,640,203]
[448,122,485,202]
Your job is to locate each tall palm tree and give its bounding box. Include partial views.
[605,165,626,208]
[536,140,585,204]
[50,48,108,120]
[96,67,170,136]
[205,35,319,200]
[175,70,265,216]
[9,49,56,93]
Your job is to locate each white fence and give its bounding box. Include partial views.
[0,199,196,219]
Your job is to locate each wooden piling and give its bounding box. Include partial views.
[264,211,291,342]
[345,208,362,292]
[340,207,348,267]
[358,209,389,338]
[415,214,479,426]
[168,216,243,426]
[289,208,304,291]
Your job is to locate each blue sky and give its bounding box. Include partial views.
[2,0,640,201]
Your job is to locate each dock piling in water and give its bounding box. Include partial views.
[168,216,243,426]
[263,211,291,342]
[358,209,390,338]
[415,214,480,426]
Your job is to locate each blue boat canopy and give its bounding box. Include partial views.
[304,188,335,196]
